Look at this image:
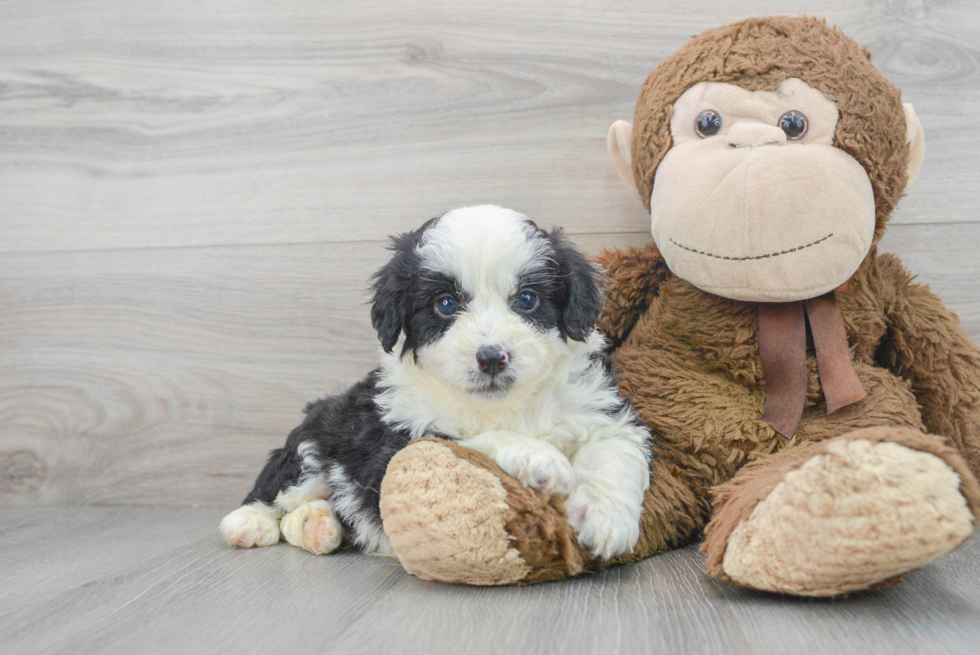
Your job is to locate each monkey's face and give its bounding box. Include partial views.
[652,78,877,302]
[608,18,926,303]
[651,78,876,302]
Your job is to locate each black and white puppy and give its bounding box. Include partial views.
[219,205,652,559]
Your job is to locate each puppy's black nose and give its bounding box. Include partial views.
[476,346,508,376]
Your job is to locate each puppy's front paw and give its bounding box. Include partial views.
[565,491,640,560]
[499,443,575,495]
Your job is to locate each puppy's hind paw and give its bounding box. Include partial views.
[220,504,281,549]
[280,500,344,555]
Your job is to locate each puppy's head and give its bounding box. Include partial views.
[371,205,603,399]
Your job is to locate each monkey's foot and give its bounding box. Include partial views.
[380,437,591,585]
[703,426,980,596]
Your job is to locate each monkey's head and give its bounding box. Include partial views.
[608,17,925,302]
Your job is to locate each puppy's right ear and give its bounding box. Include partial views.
[370,218,437,353]
[548,227,605,342]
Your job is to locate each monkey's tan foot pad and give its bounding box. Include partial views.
[706,427,980,597]
[379,437,592,586]
[280,500,344,555]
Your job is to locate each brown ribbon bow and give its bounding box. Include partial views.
[757,289,866,437]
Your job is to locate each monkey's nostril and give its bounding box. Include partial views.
[476,346,508,375]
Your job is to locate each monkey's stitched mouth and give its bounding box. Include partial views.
[668,233,833,261]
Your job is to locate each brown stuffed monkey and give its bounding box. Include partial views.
[377,16,980,595]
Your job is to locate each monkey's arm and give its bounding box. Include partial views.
[593,242,671,349]
[876,253,980,476]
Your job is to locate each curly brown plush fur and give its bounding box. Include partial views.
[378,17,980,594]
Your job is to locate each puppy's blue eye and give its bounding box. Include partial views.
[516,291,538,312]
[434,296,458,317]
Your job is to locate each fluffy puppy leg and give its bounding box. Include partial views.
[567,436,650,559]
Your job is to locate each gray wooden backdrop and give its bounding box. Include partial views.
[2,0,979,507]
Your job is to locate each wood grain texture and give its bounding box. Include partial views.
[1,0,980,253]
[1,505,979,655]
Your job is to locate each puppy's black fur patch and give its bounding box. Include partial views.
[547,227,605,342]
[403,270,469,359]
[509,224,604,342]
[370,217,441,354]
[244,370,410,531]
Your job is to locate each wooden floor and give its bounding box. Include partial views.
[2,505,979,655]
[3,0,980,653]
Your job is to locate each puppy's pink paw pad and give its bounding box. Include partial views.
[302,506,343,555]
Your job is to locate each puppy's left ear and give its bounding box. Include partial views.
[549,228,604,342]
[371,219,437,353]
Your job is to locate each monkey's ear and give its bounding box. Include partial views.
[607,120,637,192]
[903,103,925,189]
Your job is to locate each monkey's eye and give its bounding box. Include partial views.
[778,111,808,140]
[695,110,722,138]
[515,290,538,312]
[434,295,459,317]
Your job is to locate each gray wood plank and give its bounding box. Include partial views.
[1,0,979,254]
[1,506,978,655]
